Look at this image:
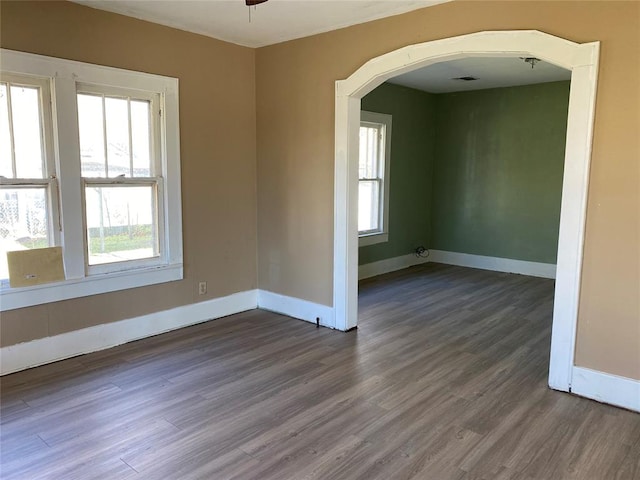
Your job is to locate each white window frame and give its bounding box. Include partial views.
[358,110,391,247]
[0,49,183,311]
[0,73,61,250]
[76,83,165,275]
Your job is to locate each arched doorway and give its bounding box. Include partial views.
[332,30,599,392]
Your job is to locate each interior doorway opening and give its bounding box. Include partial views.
[356,57,570,280]
[333,31,600,393]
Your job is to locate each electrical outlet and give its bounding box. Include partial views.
[198,281,207,295]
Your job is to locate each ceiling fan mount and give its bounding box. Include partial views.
[246,0,269,5]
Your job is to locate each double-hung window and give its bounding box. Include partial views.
[0,50,182,311]
[77,85,163,272]
[0,73,59,282]
[358,111,392,246]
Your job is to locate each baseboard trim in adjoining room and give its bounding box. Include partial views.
[571,366,640,412]
[358,250,555,280]
[429,249,556,279]
[358,253,430,280]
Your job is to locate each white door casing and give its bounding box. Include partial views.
[333,30,599,392]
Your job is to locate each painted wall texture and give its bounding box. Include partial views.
[359,81,570,266]
[431,81,570,264]
[256,1,640,379]
[0,1,258,346]
[359,83,435,265]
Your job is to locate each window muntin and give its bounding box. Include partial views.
[0,74,58,282]
[1,82,46,179]
[77,88,155,178]
[0,84,11,178]
[359,124,380,180]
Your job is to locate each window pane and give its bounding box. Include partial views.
[358,180,380,232]
[131,100,151,177]
[0,187,50,279]
[85,185,158,265]
[0,84,12,178]
[78,93,106,177]
[105,97,131,177]
[359,125,379,179]
[11,85,44,178]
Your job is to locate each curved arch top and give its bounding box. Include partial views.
[337,30,598,98]
[333,30,599,392]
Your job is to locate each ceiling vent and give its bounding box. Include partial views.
[453,76,478,81]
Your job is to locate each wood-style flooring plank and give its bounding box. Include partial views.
[1,263,638,479]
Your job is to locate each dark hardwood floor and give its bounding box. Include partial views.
[1,263,638,479]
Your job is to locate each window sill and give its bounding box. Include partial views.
[0,263,183,311]
[359,232,388,247]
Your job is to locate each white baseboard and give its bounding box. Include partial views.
[358,250,555,280]
[0,290,258,376]
[0,288,338,375]
[429,250,556,279]
[359,253,430,280]
[258,290,335,329]
[571,366,640,412]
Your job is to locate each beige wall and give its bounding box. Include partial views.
[0,1,257,345]
[256,1,640,379]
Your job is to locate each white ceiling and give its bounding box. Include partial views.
[388,56,571,93]
[73,0,449,48]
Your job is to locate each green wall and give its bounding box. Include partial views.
[432,81,570,264]
[359,80,570,266]
[359,83,436,265]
